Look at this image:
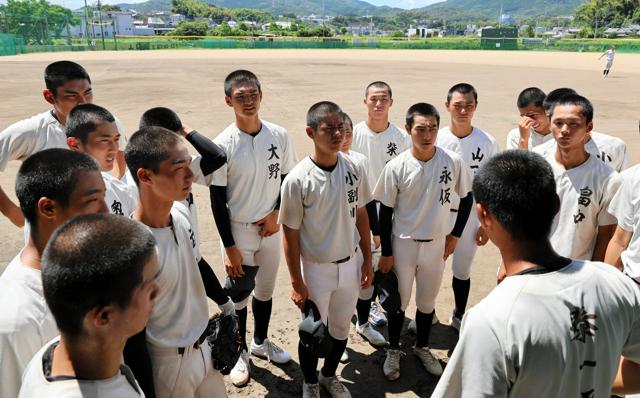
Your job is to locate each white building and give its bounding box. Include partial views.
[66,10,135,38]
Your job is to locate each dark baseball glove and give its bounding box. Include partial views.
[205,313,242,375]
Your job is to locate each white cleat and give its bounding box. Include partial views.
[413,346,443,376]
[250,338,292,364]
[318,373,352,398]
[449,310,462,332]
[383,348,404,381]
[356,322,387,347]
[230,350,250,387]
[303,382,320,398]
[340,349,350,363]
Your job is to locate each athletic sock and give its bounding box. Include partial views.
[452,277,471,318]
[321,336,348,378]
[387,310,404,349]
[252,297,272,345]
[356,298,372,326]
[298,341,319,383]
[415,310,434,348]
[237,307,248,351]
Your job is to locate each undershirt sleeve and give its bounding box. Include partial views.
[379,203,394,256]
[451,193,473,238]
[185,130,227,175]
[209,185,235,247]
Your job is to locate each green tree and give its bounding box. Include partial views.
[0,0,79,43]
[172,20,208,36]
[575,0,640,36]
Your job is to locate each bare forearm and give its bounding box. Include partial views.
[604,226,632,271]
[282,226,303,286]
[592,225,616,262]
[113,150,126,179]
[356,207,372,264]
[612,357,640,395]
[0,185,24,227]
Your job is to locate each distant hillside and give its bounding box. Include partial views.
[420,0,586,18]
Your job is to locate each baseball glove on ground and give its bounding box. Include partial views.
[206,313,242,375]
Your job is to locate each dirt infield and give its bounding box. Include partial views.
[1,49,639,397]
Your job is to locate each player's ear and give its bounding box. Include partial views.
[224,96,233,108]
[586,121,593,134]
[476,202,490,229]
[389,98,393,107]
[444,101,450,110]
[305,127,314,139]
[88,305,115,329]
[43,89,56,106]
[37,197,57,220]
[66,137,82,151]
[137,168,152,185]
[404,124,411,134]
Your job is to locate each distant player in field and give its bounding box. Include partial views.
[280,101,373,398]
[0,149,107,398]
[599,46,616,78]
[432,150,640,398]
[210,70,296,387]
[66,104,137,217]
[436,83,498,330]
[125,127,228,398]
[505,87,553,150]
[0,61,127,227]
[351,81,411,334]
[533,93,621,262]
[375,103,473,380]
[19,214,159,398]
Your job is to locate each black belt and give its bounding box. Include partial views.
[413,239,433,243]
[333,247,358,264]
[178,330,208,355]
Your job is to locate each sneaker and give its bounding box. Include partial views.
[318,373,352,398]
[303,382,320,398]
[250,338,291,364]
[413,346,443,376]
[369,301,388,326]
[407,313,439,334]
[356,322,387,347]
[449,310,462,332]
[340,349,350,363]
[230,350,250,387]
[383,349,404,381]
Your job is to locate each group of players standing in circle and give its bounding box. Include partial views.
[0,60,639,398]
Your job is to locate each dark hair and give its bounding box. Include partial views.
[365,81,392,98]
[44,61,91,97]
[42,213,156,339]
[306,101,343,130]
[543,88,577,113]
[517,87,546,109]
[139,107,182,133]
[15,149,99,230]
[124,127,181,186]
[66,104,116,144]
[473,150,559,242]
[549,93,594,124]
[224,69,261,97]
[405,102,440,129]
[341,112,353,129]
[447,83,478,103]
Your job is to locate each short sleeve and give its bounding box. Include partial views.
[455,157,473,198]
[608,177,635,231]
[373,163,397,208]
[0,323,44,398]
[506,129,519,150]
[281,131,298,175]
[356,161,373,207]
[190,155,214,186]
[598,172,622,226]
[0,120,37,172]
[114,117,128,151]
[278,175,304,229]
[618,144,629,172]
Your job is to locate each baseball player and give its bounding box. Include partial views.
[19,214,159,398]
[280,101,374,398]
[0,61,127,227]
[435,83,498,330]
[351,81,411,334]
[210,70,296,387]
[505,87,553,150]
[66,104,137,217]
[535,88,628,172]
[432,150,640,398]
[375,103,473,380]
[533,93,621,262]
[125,127,228,398]
[0,149,108,398]
[599,46,616,78]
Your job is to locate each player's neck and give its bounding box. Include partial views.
[449,121,473,138]
[52,335,124,380]
[411,145,436,162]
[501,239,567,276]
[366,117,390,133]
[134,191,173,228]
[235,115,261,135]
[51,109,67,126]
[20,238,45,271]
[555,147,589,170]
[311,150,338,169]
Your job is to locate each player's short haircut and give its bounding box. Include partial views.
[473,150,559,242]
[365,81,392,98]
[124,127,182,186]
[405,102,440,129]
[139,107,182,133]
[306,101,343,130]
[66,104,116,144]
[341,112,353,129]
[44,61,91,96]
[42,213,156,340]
[446,83,478,103]
[517,87,546,109]
[543,88,577,113]
[15,149,99,230]
[224,69,261,96]
[549,93,594,124]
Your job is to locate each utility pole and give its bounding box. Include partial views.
[97,0,106,50]
[83,0,91,46]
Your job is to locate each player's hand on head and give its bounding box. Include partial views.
[378,255,394,273]
[476,226,489,246]
[254,210,280,237]
[444,235,459,260]
[224,246,244,277]
[180,123,193,137]
[372,235,381,249]
[291,283,308,310]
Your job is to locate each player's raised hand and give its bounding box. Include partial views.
[253,210,280,237]
[291,282,309,310]
[224,245,244,277]
[444,235,459,260]
[476,226,489,246]
[378,255,394,273]
[180,123,194,137]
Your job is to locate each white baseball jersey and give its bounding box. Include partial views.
[351,121,411,189]
[608,164,640,280]
[542,152,621,260]
[20,338,144,398]
[145,202,208,348]
[432,260,640,398]
[534,131,628,172]
[345,150,369,172]
[102,172,137,217]
[505,127,554,150]
[605,49,615,62]
[437,126,500,178]
[0,255,57,398]
[0,111,127,172]
[279,153,373,263]
[211,120,297,223]
[374,148,472,240]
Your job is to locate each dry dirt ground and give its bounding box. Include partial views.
[0,49,639,397]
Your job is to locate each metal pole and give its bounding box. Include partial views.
[84,0,91,46]
[97,0,106,50]
[113,17,118,50]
